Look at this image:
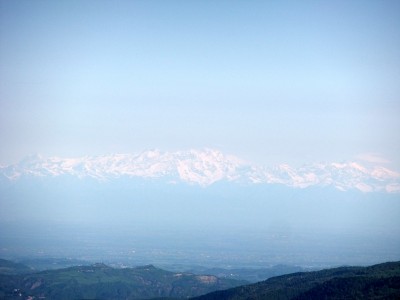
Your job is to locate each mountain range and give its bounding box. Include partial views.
[1,259,399,300]
[1,149,399,193]
[0,259,246,299]
[1,149,400,272]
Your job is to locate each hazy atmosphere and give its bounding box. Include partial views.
[0,1,400,299]
[1,0,400,167]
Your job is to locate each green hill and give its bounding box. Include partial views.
[0,258,32,275]
[2,260,400,299]
[192,261,400,300]
[0,260,246,299]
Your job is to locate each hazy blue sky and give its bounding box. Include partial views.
[1,0,399,167]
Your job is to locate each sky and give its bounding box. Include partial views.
[0,0,399,168]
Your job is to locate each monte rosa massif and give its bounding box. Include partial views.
[0,149,399,193]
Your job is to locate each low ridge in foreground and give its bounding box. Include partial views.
[192,261,400,300]
[1,259,400,299]
[0,259,245,300]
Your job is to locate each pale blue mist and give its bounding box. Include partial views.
[1,0,399,167]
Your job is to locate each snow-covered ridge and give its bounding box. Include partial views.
[1,149,399,193]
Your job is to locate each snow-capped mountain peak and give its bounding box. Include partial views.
[0,149,399,193]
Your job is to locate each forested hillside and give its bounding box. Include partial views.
[192,262,400,300]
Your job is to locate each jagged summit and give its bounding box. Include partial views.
[0,149,399,193]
